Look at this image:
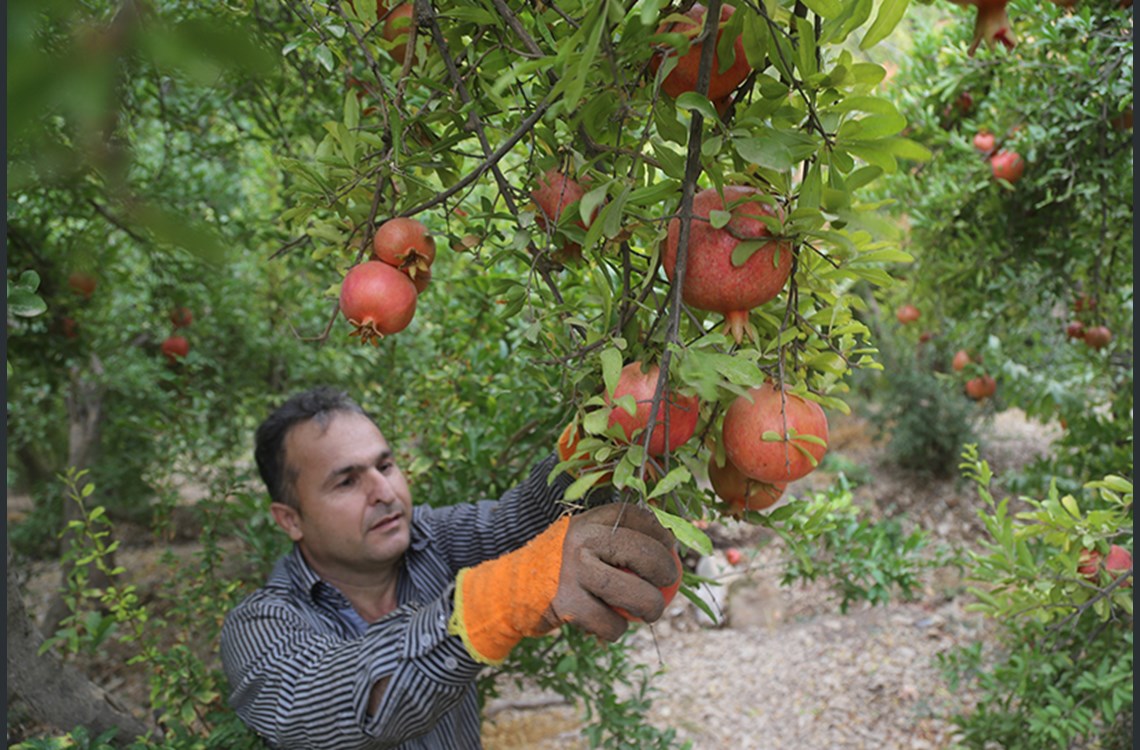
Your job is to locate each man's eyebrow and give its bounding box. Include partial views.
[322,449,393,488]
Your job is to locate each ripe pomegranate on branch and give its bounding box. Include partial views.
[950,0,1016,57]
[662,186,792,344]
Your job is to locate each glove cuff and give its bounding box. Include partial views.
[448,515,570,665]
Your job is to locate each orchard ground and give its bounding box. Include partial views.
[7,409,1059,748]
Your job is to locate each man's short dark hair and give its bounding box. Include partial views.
[254,386,368,509]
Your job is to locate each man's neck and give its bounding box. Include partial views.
[299,547,401,623]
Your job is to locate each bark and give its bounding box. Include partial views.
[7,545,152,745]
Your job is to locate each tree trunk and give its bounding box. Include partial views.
[41,355,115,637]
[7,545,152,745]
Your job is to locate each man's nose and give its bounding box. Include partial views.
[366,468,398,504]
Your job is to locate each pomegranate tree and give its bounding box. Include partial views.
[372,217,436,279]
[662,186,792,343]
[650,3,751,101]
[708,454,787,517]
[721,382,829,484]
[339,260,419,343]
[607,361,701,456]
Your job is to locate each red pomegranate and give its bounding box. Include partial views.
[161,335,190,364]
[721,382,829,484]
[372,217,436,279]
[650,4,751,101]
[896,304,921,325]
[531,168,594,260]
[1079,545,1133,588]
[607,362,701,456]
[965,374,997,401]
[662,186,792,343]
[170,306,194,328]
[990,150,1025,183]
[954,0,1016,57]
[952,349,972,372]
[68,272,97,299]
[379,4,416,65]
[708,454,787,517]
[339,261,419,343]
[1064,321,1085,340]
[972,131,995,153]
[1082,325,1112,350]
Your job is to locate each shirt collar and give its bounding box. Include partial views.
[275,514,431,604]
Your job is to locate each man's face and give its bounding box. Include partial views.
[272,411,413,582]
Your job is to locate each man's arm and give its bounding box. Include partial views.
[423,453,610,570]
[221,590,480,750]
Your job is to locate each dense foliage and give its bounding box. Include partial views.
[6,0,1132,748]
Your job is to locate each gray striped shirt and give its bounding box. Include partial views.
[220,455,573,749]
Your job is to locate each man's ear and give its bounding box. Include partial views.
[270,503,304,542]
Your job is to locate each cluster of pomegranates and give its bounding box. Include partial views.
[161,306,194,364]
[1064,293,1112,351]
[950,348,998,402]
[972,130,1025,184]
[339,217,435,344]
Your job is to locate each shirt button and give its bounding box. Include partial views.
[444,657,458,670]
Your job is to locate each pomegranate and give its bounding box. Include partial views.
[708,454,787,517]
[952,0,1016,57]
[990,150,1025,183]
[724,547,744,566]
[1079,545,1133,588]
[373,217,436,279]
[650,4,751,101]
[379,4,416,65]
[612,548,684,622]
[607,362,701,456]
[339,261,419,343]
[161,335,190,364]
[68,272,97,299]
[896,304,921,325]
[170,306,194,328]
[1082,325,1112,350]
[61,317,79,340]
[662,186,792,343]
[721,382,829,484]
[531,168,594,260]
[1064,321,1085,340]
[965,374,997,401]
[952,349,972,372]
[973,131,995,153]
[1072,293,1098,313]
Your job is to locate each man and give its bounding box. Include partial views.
[220,386,680,749]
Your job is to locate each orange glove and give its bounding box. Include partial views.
[448,504,679,664]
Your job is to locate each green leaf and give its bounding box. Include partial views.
[708,209,731,229]
[675,92,719,121]
[601,348,623,398]
[730,239,769,267]
[648,466,692,499]
[860,0,911,50]
[602,185,630,239]
[649,506,713,556]
[564,469,607,502]
[314,44,335,73]
[801,0,843,18]
[8,288,47,317]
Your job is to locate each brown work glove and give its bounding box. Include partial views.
[449,503,679,664]
[543,503,679,639]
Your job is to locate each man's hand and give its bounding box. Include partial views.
[542,503,679,640]
[449,503,680,664]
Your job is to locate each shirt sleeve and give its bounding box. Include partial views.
[418,453,586,571]
[221,587,481,749]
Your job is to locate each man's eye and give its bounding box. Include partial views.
[379,461,395,474]
[337,475,357,488]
